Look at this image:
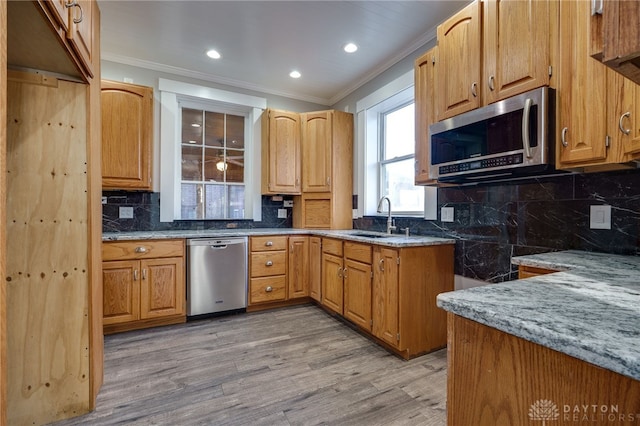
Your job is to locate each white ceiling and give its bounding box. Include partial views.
[99,1,469,106]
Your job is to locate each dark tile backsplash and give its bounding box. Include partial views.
[104,168,640,284]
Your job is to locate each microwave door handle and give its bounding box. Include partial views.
[522,98,533,158]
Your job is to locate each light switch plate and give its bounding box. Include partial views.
[119,206,134,219]
[441,206,454,223]
[101,196,107,205]
[277,208,287,218]
[590,205,611,229]
[283,200,293,207]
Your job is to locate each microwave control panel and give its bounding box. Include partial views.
[439,153,524,176]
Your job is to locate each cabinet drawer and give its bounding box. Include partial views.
[249,276,287,304]
[250,236,288,251]
[250,251,287,277]
[103,239,184,261]
[344,241,372,264]
[322,238,343,256]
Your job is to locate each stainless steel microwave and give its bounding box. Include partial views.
[429,86,556,183]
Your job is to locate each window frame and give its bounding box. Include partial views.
[158,78,266,223]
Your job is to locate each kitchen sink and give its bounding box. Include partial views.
[349,232,391,238]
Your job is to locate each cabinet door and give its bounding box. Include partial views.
[262,109,301,194]
[301,111,332,192]
[288,236,309,299]
[139,257,185,319]
[45,0,70,33]
[101,80,153,189]
[321,252,344,314]
[483,0,551,104]
[343,259,373,332]
[66,0,94,78]
[103,260,140,325]
[557,0,608,167]
[436,1,482,120]
[309,237,322,302]
[372,247,399,348]
[415,47,438,185]
[608,70,640,161]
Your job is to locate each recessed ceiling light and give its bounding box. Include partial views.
[289,70,301,79]
[344,43,358,53]
[206,49,221,59]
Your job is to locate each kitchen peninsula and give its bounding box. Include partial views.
[437,250,640,425]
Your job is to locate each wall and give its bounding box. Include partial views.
[354,169,640,283]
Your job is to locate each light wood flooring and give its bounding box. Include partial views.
[51,304,447,425]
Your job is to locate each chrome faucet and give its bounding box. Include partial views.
[377,196,396,234]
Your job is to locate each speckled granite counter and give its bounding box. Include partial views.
[102,228,456,248]
[437,250,640,381]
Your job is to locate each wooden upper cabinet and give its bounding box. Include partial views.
[483,0,551,104]
[301,111,332,192]
[557,0,608,167]
[436,0,482,121]
[591,0,640,85]
[66,0,94,79]
[101,80,153,190]
[607,70,640,163]
[414,47,438,185]
[45,0,70,33]
[261,109,301,194]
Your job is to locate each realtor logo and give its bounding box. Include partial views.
[529,399,560,424]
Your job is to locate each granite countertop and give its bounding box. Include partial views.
[102,228,456,248]
[437,250,640,381]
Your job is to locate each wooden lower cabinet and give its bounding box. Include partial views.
[447,313,640,426]
[518,264,560,279]
[343,242,373,331]
[309,236,322,301]
[320,238,454,359]
[288,236,309,299]
[102,239,186,334]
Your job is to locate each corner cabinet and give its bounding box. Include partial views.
[101,80,153,190]
[102,240,186,334]
[557,0,640,171]
[293,110,353,229]
[261,109,301,195]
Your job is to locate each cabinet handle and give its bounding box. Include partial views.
[379,258,385,272]
[142,269,147,280]
[471,82,478,98]
[522,98,533,158]
[65,0,84,24]
[265,286,273,293]
[326,177,331,186]
[265,260,273,266]
[133,269,139,281]
[265,241,273,247]
[134,246,147,253]
[561,127,569,147]
[488,75,495,91]
[343,267,348,278]
[591,0,603,15]
[619,112,631,135]
[338,266,343,278]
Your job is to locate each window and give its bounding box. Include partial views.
[180,108,246,219]
[158,78,266,223]
[379,102,424,214]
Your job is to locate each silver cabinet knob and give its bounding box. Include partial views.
[265,260,273,266]
[265,286,273,293]
[134,246,147,253]
[265,241,273,247]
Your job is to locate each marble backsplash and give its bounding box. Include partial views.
[103,168,640,284]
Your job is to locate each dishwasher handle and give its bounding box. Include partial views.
[209,244,228,249]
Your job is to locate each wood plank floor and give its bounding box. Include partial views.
[51,305,447,425]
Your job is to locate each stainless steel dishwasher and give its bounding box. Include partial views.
[186,237,247,317]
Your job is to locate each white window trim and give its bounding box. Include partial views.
[355,70,437,220]
[158,78,266,222]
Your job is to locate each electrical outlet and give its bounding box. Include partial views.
[590,205,611,229]
[277,208,287,219]
[119,206,134,219]
[102,196,107,205]
[441,206,454,223]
